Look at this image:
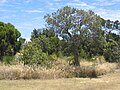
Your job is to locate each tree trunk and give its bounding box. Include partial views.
[68,32,80,66]
[73,46,80,66]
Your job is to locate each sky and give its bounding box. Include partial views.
[0,0,120,41]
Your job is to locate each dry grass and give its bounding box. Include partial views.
[0,71,120,90]
[0,59,119,80]
[0,65,63,80]
[95,62,118,75]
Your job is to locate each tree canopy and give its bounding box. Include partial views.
[44,6,104,66]
[0,22,25,61]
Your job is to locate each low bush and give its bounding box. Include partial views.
[3,56,15,65]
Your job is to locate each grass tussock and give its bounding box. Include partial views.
[0,60,119,80]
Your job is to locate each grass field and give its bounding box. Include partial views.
[0,70,120,90]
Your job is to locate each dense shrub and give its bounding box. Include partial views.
[20,41,50,67]
[104,41,120,62]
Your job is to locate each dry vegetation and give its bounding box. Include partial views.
[0,58,119,80]
[0,70,120,90]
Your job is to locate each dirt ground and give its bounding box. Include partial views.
[0,70,120,90]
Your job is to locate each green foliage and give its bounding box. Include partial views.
[103,29,120,62]
[60,40,72,56]
[0,22,25,61]
[31,29,39,39]
[3,56,14,64]
[20,40,50,67]
[31,29,60,55]
[104,40,120,62]
[79,48,87,59]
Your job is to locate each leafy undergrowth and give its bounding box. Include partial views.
[0,60,119,80]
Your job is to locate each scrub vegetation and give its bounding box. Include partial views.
[0,6,120,80]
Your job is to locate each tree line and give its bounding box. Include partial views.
[0,6,120,66]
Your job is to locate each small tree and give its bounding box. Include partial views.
[20,40,49,66]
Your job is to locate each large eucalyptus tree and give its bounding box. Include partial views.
[44,6,103,66]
